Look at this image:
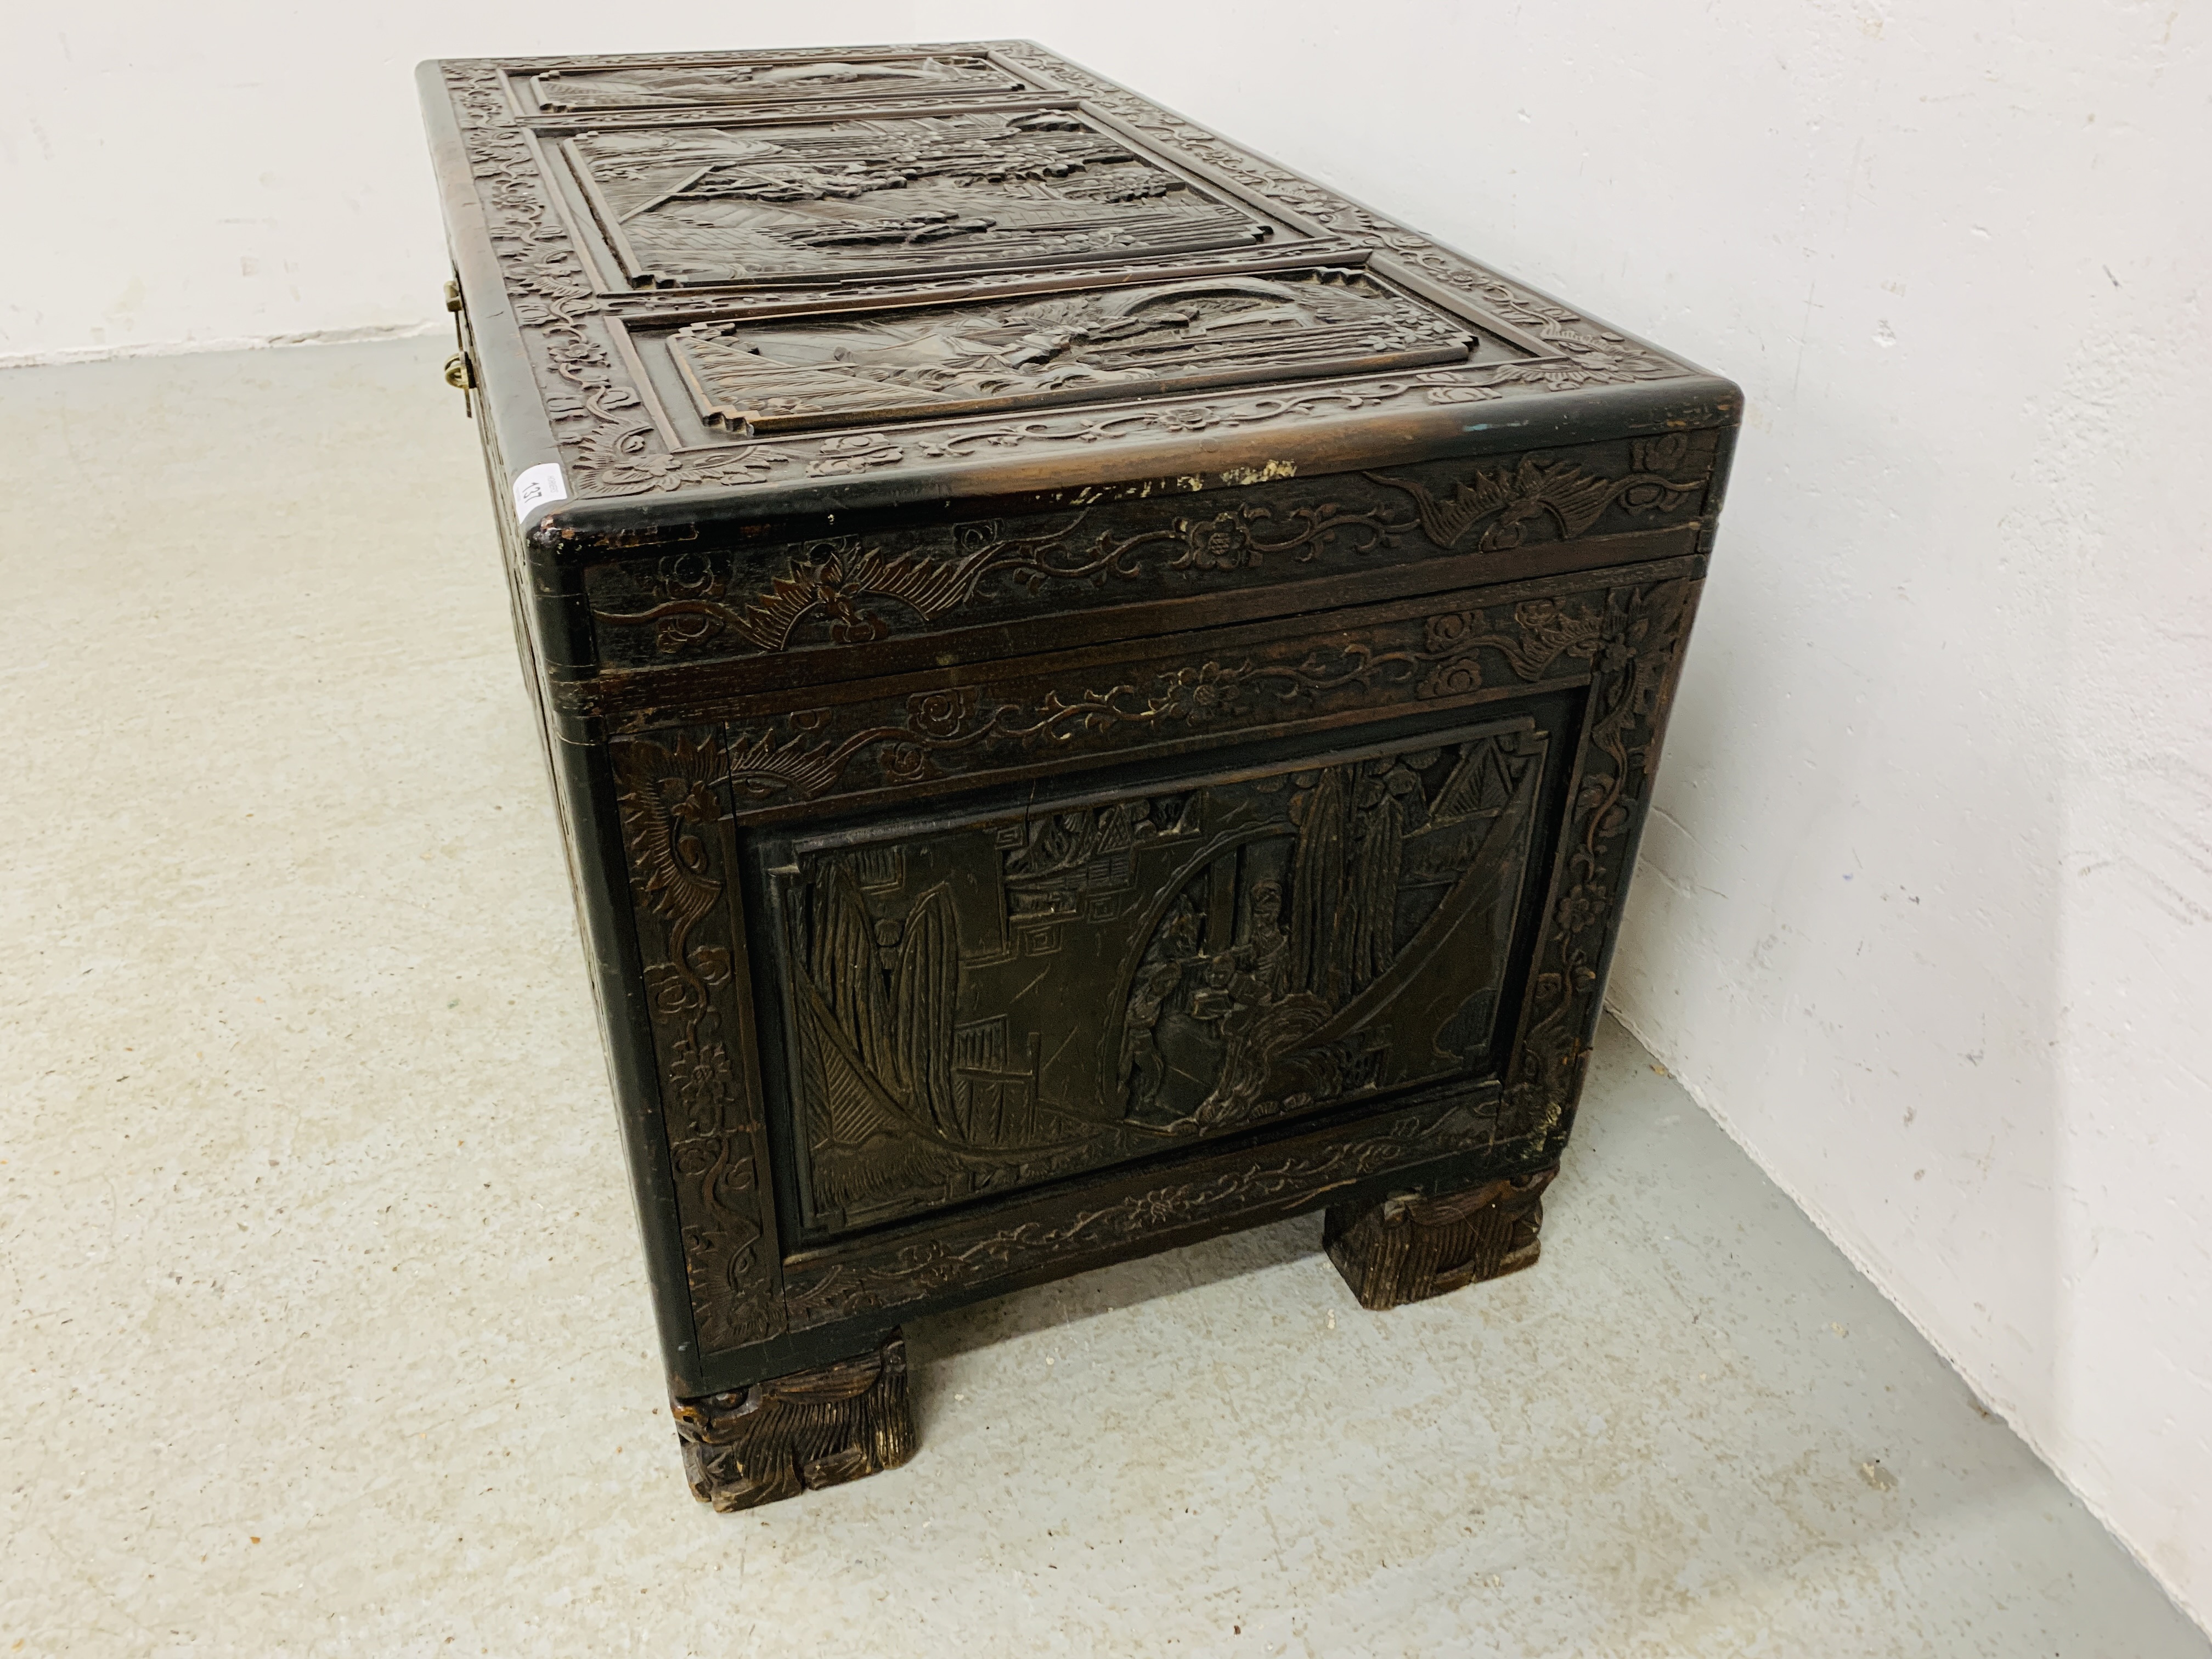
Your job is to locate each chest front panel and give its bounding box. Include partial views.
[604,554,1701,1353]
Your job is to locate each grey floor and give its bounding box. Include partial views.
[2,337,2204,1658]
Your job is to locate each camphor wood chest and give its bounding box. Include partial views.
[418,40,1737,1511]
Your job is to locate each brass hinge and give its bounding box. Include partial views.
[444,278,465,314]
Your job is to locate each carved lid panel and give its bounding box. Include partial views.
[521,53,1030,115]
[560,111,1271,290]
[665,270,1470,433]
[420,41,1737,533]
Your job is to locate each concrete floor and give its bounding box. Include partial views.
[2,337,2204,1659]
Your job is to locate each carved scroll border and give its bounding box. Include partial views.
[596,566,1654,800]
[1496,576,1702,1146]
[611,727,782,1353]
[584,433,1709,665]
[439,48,1697,503]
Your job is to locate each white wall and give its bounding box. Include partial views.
[0,2,919,363]
[960,0,2211,1618]
[10,0,2209,1627]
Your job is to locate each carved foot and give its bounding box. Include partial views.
[1324,1166,1559,1311]
[672,1330,915,1513]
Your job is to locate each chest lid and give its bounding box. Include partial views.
[420,41,1737,560]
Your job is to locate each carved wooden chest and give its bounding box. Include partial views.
[418,40,1737,1511]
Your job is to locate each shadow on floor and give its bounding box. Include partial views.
[906,1211,1325,1427]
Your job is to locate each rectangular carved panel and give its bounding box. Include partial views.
[756,715,1553,1237]
[526,54,1030,115]
[561,111,1273,289]
[665,269,1472,434]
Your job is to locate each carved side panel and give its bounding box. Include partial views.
[614,567,1701,1342]
[761,720,1551,1236]
[582,432,1716,670]
[611,730,780,1351]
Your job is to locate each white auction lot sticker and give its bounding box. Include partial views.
[512,462,568,523]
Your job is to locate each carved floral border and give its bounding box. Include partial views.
[1496,577,1700,1142]
[586,432,1708,664]
[612,731,781,1352]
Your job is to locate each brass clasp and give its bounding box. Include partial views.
[442,276,475,419]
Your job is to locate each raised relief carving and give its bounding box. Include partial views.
[1415,597,1606,699]
[612,731,779,1351]
[584,441,1711,665]
[606,518,1093,654]
[531,55,1024,114]
[773,727,1548,1233]
[673,1330,915,1512]
[704,639,1423,806]
[567,111,1270,289]
[440,49,1700,500]
[780,1093,1500,1327]
[592,499,1413,658]
[1324,1166,1558,1308]
[669,270,1471,433]
[596,571,1640,796]
[1369,454,1702,553]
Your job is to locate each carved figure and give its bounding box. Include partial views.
[777,730,1548,1232]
